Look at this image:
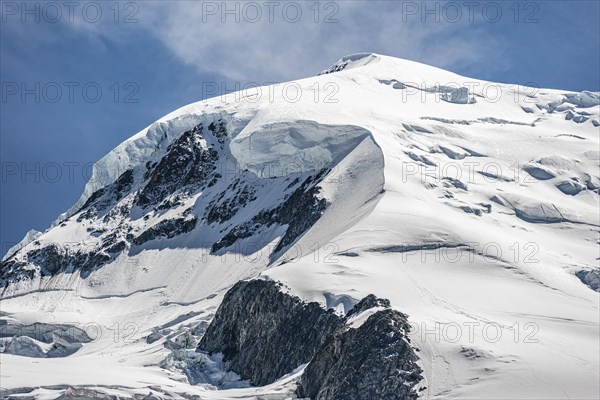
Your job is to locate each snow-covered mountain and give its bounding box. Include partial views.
[1,53,599,399]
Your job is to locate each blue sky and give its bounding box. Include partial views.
[1,0,599,255]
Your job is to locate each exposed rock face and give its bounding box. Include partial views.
[26,245,65,275]
[198,280,343,386]
[345,294,390,317]
[198,280,423,398]
[1,119,338,288]
[1,244,112,281]
[205,180,257,225]
[211,173,328,254]
[576,269,600,292]
[297,309,422,400]
[77,169,134,221]
[136,125,220,208]
[0,122,226,284]
[133,216,198,246]
[211,170,327,253]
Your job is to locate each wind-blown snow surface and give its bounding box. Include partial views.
[1,54,599,399]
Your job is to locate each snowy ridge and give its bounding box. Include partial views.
[318,52,381,75]
[49,53,599,226]
[55,112,250,225]
[2,229,41,262]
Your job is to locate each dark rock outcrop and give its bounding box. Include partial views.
[1,244,112,280]
[345,294,390,317]
[198,280,343,386]
[26,244,65,275]
[211,173,328,253]
[136,125,220,208]
[208,120,228,144]
[198,280,423,399]
[205,181,257,225]
[76,169,134,221]
[133,217,198,246]
[297,309,422,400]
[576,269,600,292]
[0,259,35,287]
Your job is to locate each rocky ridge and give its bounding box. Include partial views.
[198,280,423,399]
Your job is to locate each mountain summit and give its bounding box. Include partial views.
[1,54,599,399]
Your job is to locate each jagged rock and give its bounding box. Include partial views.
[198,279,422,397]
[212,173,328,253]
[271,175,328,253]
[0,121,342,287]
[104,240,127,254]
[206,182,257,225]
[297,309,422,400]
[0,259,35,287]
[576,269,600,292]
[346,294,390,317]
[75,252,111,275]
[133,217,198,246]
[319,59,351,75]
[36,247,111,276]
[27,244,64,275]
[136,125,219,208]
[198,280,343,386]
[2,244,111,278]
[208,120,228,144]
[76,169,134,221]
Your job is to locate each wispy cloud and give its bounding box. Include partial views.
[129,1,509,82]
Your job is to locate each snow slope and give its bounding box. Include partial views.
[1,54,599,399]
